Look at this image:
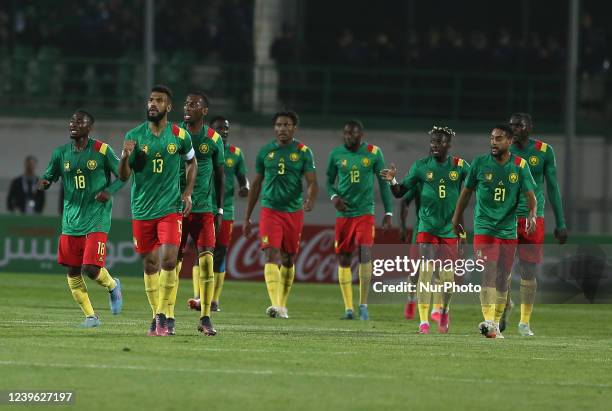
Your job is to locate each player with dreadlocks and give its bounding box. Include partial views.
[381,126,470,334]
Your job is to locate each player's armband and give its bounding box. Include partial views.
[183,148,195,161]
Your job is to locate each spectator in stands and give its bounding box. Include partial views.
[7,155,45,215]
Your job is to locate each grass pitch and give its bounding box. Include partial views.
[0,273,611,411]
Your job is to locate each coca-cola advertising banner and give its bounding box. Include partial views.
[181,225,402,283]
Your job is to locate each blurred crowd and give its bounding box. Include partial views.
[0,0,253,61]
[317,13,609,74]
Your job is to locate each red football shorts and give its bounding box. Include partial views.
[58,232,108,267]
[259,207,304,254]
[517,217,545,263]
[334,214,375,254]
[416,232,459,260]
[216,219,234,247]
[180,212,216,250]
[473,235,518,274]
[132,212,182,254]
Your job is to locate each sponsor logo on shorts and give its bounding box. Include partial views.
[87,160,97,170]
[167,143,178,155]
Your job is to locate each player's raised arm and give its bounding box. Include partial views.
[38,149,61,190]
[118,139,136,181]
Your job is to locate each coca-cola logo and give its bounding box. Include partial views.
[225,225,401,283]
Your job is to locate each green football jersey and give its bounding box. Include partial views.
[510,138,566,229]
[178,124,224,214]
[465,153,536,239]
[326,142,393,217]
[219,143,247,220]
[400,155,470,238]
[125,122,194,220]
[43,138,125,235]
[255,139,316,212]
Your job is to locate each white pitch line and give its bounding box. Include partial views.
[0,360,610,389]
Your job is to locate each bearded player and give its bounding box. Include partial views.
[119,85,197,336]
[452,124,537,339]
[38,110,124,327]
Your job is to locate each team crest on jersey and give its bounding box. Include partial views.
[290,152,299,162]
[509,172,518,183]
[485,173,493,182]
[167,143,178,155]
[87,160,97,170]
[529,156,538,166]
[226,158,235,167]
[64,161,70,171]
[449,170,459,181]
[361,157,370,167]
[199,143,209,154]
[426,171,433,181]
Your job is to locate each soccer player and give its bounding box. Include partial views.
[326,120,392,320]
[243,110,318,319]
[38,110,124,327]
[452,124,537,339]
[504,112,567,336]
[119,85,198,337]
[381,126,469,333]
[209,116,249,312]
[172,92,226,337]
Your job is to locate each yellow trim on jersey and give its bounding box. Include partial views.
[539,142,548,152]
[234,146,241,155]
[299,144,309,152]
[212,132,221,143]
[99,143,108,155]
[519,158,527,168]
[457,158,464,167]
[177,127,187,139]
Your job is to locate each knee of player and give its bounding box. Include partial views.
[265,248,281,264]
[81,265,100,279]
[337,253,352,267]
[144,260,160,274]
[280,252,295,267]
[160,258,177,272]
[359,246,372,263]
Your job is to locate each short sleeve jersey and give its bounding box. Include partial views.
[255,139,316,212]
[464,153,537,239]
[220,144,247,220]
[326,143,392,217]
[400,156,470,238]
[125,122,194,220]
[43,138,122,235]
[178,123,224,214]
